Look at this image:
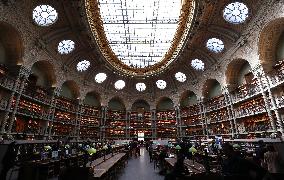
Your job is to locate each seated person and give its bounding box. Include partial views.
[221,143,267,180]
[165,155,189,180]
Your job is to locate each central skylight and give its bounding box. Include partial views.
[98,0,182,68]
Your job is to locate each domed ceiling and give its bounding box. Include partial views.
[29,0,261,101]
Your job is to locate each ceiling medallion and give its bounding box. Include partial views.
[85,0,196,76]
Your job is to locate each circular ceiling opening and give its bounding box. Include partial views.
[85,0,196,76]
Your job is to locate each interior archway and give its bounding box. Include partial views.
[0,22,23,66]
[202,79,221,99]
[131,99,150,112]
[30,61,56,89]
[226,59,252,92]
[60,80,80,99]
[180,90,197,108]
[259,18,284,72]
[156,97,174,110]
[84,91,101,107]
[108,97,126,111]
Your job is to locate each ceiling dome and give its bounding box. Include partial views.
[85,0,196,76]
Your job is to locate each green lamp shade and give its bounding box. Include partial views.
[233,144,241,149]
[103,145,108,150]
[175,145,181,150]
[44,145,52,150]
[65,144,70,149]
[87,148,97,155]
[189,147,197,155]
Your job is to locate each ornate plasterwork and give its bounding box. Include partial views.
[2,0,284,108]
[85,0,196,77]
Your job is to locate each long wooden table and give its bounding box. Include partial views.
[91,153,126,179]
[164,157,206,174]
[87,153,114,167]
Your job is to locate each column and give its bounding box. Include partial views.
[197,97,207,137]
[266,76,284,134]
[0,78,20,133]
[126,109,131,139]
[175,105,183,138]
[253,66,277,132]
[47,87,61,137]
[151,109,156,139]
[75,99,83,139]
[7,66,31,133]
[222,86,236,138]
[100,106,107,141]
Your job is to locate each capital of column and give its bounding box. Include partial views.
[18,66,31,79]
[174,105,180,110]
[53,87,61,96]
[251,64,265,78]
[221,85,230,94]
[101,106,108,111]
[197,96,204,103]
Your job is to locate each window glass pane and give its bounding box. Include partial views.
[77,60,90,72]
[58,40,75,54]
[115,80,126,90]
[223,2,249,24]
[33,5,58,26]
[206,38,224,53]
[191,59,204,71]
[98,0,182,68]
[95,73,107,83]
[136,83,146,92]
[156,80,167,89]
[175,72,186,82]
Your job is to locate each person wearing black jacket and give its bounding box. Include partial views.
[0,141,18,180]
[164,154,189,180]
[221,143,267,180]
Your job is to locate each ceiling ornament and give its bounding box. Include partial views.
[85,0,196,77]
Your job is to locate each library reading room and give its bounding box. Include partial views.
[0,0,284,180]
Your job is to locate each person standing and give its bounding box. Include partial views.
[0,141,18,180]
[264,144,281,173]
[148,142,153,162]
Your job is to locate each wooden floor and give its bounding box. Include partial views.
[118,148,164,180]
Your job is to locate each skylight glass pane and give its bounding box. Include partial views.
[191,59,204,71]
[77,60,90,72]
[95,73,107,83]
[156,80,167,89]
[115,80,125,90]
[136,83,146,92]
[98,0,182,68]
[223,2,249,24]
[206,38,224,53]
[33,5,58,27]
[58,40,75,54]
[175,72,186,82]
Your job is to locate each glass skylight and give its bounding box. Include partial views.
[33,5,58,26]
[206,38,224,53]
[58,40,75,54]
[95,73,107,83]
[136,83,146,92]
[175,72,186,82]
[98,0,182,68]
[115,80,125,90]
[223,2,249,24]
[77,60,90,72]
[156,80,167,89]
[191,59,204,71]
